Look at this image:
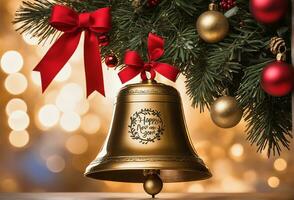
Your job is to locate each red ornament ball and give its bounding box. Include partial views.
[220,0,236,10]
[105,54,118,68]
[261,61,294,96]
[147,0,160,7]
[250,0,287,24]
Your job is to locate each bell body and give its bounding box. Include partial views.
[85,81,211,183]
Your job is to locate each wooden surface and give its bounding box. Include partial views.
[0,193,294,200]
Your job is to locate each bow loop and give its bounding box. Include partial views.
[124,51,144,67]
[89,7,112,33]
[118,33,179,83]
[50,5,111,34]
[78,13,91,28]
[147,33,165,61]
[50,5,79,32]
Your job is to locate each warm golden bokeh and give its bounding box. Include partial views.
[0,0,293,193]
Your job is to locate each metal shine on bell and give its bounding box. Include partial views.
[85,80,212,197]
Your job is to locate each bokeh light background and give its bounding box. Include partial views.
[0,0,294,193]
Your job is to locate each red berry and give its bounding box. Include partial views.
[98,35,110,47]
[220,0,236,10]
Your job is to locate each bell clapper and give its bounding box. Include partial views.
[143,170,163,198]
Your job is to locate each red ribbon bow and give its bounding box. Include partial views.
[118,33,179,83]
[34,5,111,97]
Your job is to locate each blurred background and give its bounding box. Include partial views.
[0,0,294,193]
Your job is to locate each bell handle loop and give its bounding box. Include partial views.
[276,52,286,61]
[140,69,156,81]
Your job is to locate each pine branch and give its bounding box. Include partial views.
[13,0,292,156]
[245,96,292,156]
[14,0,57,43]
[185,20,264,112]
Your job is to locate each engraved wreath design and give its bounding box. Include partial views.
[128,108,165,144]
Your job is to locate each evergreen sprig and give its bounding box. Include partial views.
[14,0,292,156]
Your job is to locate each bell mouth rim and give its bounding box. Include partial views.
[84,168,212,183]
[84,156,212,183]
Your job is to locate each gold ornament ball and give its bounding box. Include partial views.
[143,174,163,198]
[210,96,243,128]
[196,10,229,43]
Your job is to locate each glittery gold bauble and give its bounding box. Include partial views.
[210,96,243,128]
[196,3,229,43]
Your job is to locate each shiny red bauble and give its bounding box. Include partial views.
[105,54,118,68]
[250,0,287,24]
[261,61,294,96]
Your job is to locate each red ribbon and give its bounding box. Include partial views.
[118,33,179,83]
[34,5,111,97]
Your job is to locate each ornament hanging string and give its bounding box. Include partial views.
[34,5,111,97]
[118,33,179,83]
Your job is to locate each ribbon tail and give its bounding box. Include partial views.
[34,32,82,92]
[84,31,105,97]
[153,63,180,82]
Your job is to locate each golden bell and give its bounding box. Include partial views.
[85,80,212,197]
